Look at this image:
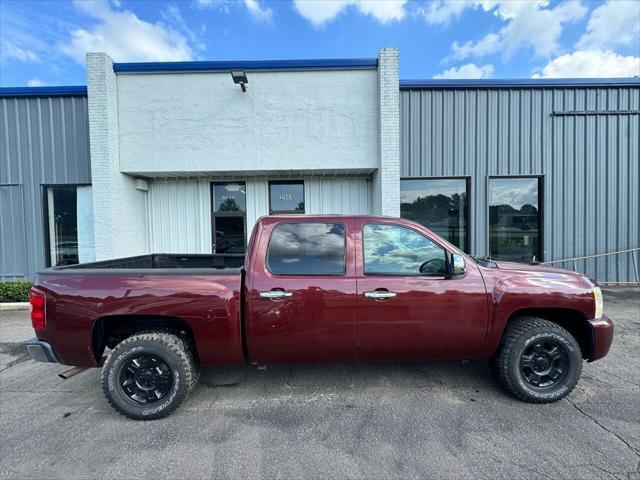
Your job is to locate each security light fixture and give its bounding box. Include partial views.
[231,70,248,92]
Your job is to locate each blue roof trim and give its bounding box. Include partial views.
[0,86,88,97]
[400,78,640,89]
[114,58,378,73]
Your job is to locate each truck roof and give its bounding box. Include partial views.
[258,214,407,222]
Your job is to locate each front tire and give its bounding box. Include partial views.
[491,317,582,403]
[101,331,196,420]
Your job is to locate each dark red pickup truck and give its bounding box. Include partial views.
[26,215,613,419]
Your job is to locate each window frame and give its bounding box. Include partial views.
[361,222,450,278]
[400,176,471,253]
[487,175,544,262]
[42,183,91,268]
[265,221,347,277]
[211,181,247,255]
[268,180,305,215]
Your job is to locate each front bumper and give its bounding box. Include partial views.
[24,338,59,363]
[586,315,614,362]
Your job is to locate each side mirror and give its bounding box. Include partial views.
[452,254,466,276]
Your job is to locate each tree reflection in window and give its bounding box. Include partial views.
[213,183,246,212]
[400,179,468,252]
[363,224,447,276]
[489,177,541,261]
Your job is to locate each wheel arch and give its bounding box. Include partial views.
[503,308,593,360]
[91,315,199,364]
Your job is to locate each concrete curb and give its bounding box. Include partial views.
[0,302,30,312]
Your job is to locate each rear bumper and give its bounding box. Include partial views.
[24,338,59,363]
[586,316,614,362]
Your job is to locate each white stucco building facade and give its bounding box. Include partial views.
[86,49,400,259]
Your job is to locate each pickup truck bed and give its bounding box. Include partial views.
[34,254,245,367]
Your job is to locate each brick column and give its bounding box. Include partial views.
[87,52,148,260]
[373,48,400,217]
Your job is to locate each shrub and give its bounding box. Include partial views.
[0,280,33,303]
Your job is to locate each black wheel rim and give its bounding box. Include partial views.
[119,354,173,404]
[519,339,569,388]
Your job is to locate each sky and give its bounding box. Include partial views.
[1,0,639,87]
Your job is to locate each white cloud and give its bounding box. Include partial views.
[577,0,640,50]
[160,4,206,51]
[2,43,40,63]
[433,63,494,79]
[293,0,348,26]
[532,49,640,78]
[452,33,501,59]
[27,78,47,87]
[450,1,588,60]
[357,0,406,22]
[293,0,406,27]
[417,0,477,25]
[195,0,230,9]
[62,0,194,63]
[244,0,273,21]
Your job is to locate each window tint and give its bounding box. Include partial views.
[363,224,447,276]
[213,183,246,212]
[46,186,78,266]
[212,182,247,254]
[267,223,345,275]
[269,181,305,214]
[401,178,469,252]
[489,177,541,261]
[214,217,246,254]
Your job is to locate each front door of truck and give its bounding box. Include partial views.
[247,218,357,363]
[355,219,488,361]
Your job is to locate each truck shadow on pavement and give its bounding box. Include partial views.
[195,359,501,401]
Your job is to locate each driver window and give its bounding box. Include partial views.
[363,224,447,276]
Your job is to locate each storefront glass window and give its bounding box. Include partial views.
[269,181,304,214]
[489,177,542,261]
[46,186,79,266]
[400,178,469,252]
[212,182,247,254]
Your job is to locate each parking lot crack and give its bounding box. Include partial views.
[590,367,640,388]
[566,398,640,458]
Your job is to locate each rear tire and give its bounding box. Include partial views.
[101,331,196,420]
[491,316,582,403]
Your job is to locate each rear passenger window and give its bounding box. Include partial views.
[267,223,346,275]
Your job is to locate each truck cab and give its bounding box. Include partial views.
[245,215,488,364]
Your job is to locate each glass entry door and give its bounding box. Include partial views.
[211,182,246,254]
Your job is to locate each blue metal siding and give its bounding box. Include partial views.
[401,86,640,282]
[0,186,28,280]
[0,95,90,280]
[0,86,88,98]
[400,78,640,89]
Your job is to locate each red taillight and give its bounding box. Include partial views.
[30,288,46,330]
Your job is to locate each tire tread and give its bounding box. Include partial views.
[101,330,196,420]
[492,316,582,403]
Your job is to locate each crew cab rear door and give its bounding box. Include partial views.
[355,218,488,361]
[246,217,357,363]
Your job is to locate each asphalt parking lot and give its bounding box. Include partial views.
[1,288,639,480]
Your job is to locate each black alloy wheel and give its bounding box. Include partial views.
[119,354,174,404]
[519,339,569,388]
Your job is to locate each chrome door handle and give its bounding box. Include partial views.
[364,291,397,299]
[260,290,293,299]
